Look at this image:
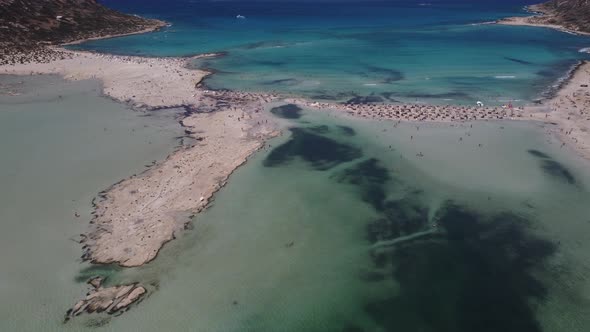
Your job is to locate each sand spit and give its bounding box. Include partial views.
[0,48,280,267]
[497,16,590,36]
[64,277,146,321]
[0,48,210,109]
[525,61,590,160]
[85,91,279,267]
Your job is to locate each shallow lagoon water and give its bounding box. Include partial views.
[2,76,590,330]
[86,108,590,331]
[0,75,185,331]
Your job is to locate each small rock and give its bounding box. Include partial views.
[88,276,103,289]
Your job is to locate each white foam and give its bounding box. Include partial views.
[470,21,496,26]
[579,47,590,54]
[494,75,516,79]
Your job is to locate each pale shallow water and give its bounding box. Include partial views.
[0,75,185,331]
[66,107,590,331]
[2,76,590,330]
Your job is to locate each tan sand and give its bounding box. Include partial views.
[287,98,525,123]
[86,97,279,266]
[0,48,210,109]
[524,61,590,160]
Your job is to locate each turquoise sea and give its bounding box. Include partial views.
[2,0,590,331]
[78,0,590,104]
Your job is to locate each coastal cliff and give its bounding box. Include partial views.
[0,0,165,63]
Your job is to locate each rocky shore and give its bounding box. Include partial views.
[526,61,590,161]
[65,277,147,321]
[497,1,590,36]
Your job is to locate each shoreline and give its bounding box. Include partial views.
[538,60,586,101]
[525,60,590,161]
[60,20,169,47]
[496,5,590,37]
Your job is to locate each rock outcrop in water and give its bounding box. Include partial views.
[0,0,165,64]
[65,277,147,321]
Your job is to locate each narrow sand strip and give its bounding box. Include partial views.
[525,61,590,161]
[0,48,209,109]
[86,98,279,266]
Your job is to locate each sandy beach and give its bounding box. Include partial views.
[288,98,526,122]
[525,61,590,160]
[287,64,590,161]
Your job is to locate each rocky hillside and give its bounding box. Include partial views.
[530,0,590,33]
[0,0,164,48]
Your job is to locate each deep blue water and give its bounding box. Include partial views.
[82,0,590,104]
